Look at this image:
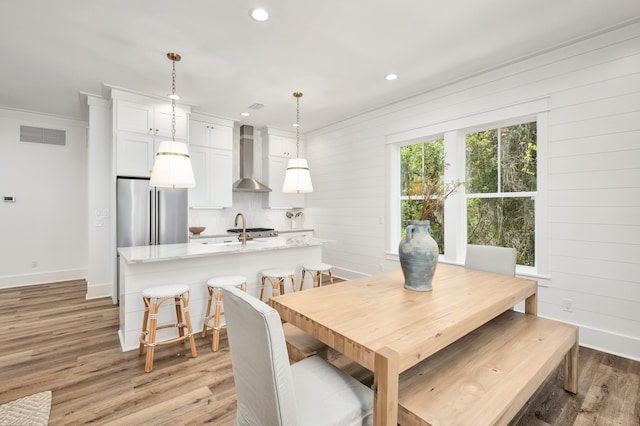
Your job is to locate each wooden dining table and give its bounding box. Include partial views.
[270,263,539,426]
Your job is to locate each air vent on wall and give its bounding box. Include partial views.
[20,125,66,146]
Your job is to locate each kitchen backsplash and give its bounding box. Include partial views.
[188,191,304,236]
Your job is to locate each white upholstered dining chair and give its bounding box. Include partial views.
[220,286,373,426]
[464,244,517,276]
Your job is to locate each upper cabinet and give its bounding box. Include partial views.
[189,119,233,150]
[115,100,153,134]
[115,132,157,178]
[267,133,299,158]
[153,103,188,139]
[112,89,190,178]
[115,98,188,140]
[263,127,305,209]
[188,113,235,209]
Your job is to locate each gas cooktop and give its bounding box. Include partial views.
[227,228,279,238]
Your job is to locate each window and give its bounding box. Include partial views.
[465,122,537,266]
[391,116,542,270]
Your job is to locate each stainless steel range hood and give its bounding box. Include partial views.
[233,125,272,192]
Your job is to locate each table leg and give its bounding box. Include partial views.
[374,346,399,426]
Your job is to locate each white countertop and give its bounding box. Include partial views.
[118,236,332,264]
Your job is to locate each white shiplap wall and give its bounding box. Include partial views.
[304,23,640,360]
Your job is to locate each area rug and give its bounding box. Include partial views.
[0,391,51,425]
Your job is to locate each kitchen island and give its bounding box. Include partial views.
[117,235,331,351]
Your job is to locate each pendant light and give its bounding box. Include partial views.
[282,92,313,193]
[150,53,196,188]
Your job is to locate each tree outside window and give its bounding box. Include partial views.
[466,122,537,266]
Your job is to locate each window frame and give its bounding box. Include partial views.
[386,105,548,278]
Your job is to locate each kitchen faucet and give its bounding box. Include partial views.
[234,212,247,246]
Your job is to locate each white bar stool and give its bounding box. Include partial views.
[300,263,333,290]
[202,275,247,352]
[260,269,296,301]
[139,284,197,373]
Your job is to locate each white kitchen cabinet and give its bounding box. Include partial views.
[263,128,305,208]
[115,98,188,140]
[115,100,153,134]
[188,145,233,208]
[115,132,157,177]
[189,119,233,150]
[267,156,305,208]
[280,230,314,239]
[112,89,191,178]
[190,236,236,244]
[267,133,299,158]
[153,102,188,139]
[187,114,234,208]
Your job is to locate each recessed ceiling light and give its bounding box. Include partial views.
[249,8,269,22]
[292,123,300,128]
[167,94,180,100]
[385,73,399,81]
[241,112,250,117]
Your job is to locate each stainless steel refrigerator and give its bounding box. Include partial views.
[117,177,189,248]
[116,178,188,302]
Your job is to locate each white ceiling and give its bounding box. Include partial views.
[1,1,639,132]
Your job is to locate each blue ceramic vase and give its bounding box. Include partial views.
[399,220,439,291]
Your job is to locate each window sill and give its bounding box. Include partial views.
[385,252,550,283]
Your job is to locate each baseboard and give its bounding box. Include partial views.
[86,282,113,300]
[578,325,640,362]
[0,269,86,289]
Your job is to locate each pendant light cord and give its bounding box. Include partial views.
[293,92,303,158]
[171,59,177,142]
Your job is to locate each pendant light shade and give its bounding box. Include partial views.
[150,140,195,188]
[282,92,313,194]
[282,157,313,193]
[150,53,196,188]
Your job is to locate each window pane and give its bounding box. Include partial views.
[466,129,498,193]
[401,140,444,196]
[467,197,535,266]
[500,122,537,192]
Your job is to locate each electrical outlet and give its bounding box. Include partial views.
[379,263,385,272]
[562,298,573,312]
[31,260,38,268]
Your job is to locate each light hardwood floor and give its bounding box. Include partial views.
[0,279,638,425]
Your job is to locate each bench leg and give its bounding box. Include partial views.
[564,339,579,394]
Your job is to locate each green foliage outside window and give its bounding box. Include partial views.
[466,122,537,266]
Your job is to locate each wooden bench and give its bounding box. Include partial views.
[398,310,578,426]
[283,322,329,362]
